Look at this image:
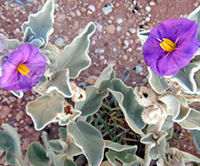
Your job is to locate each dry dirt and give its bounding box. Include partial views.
[0,0,200,165]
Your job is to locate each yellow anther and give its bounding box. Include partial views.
[17,63,30,76]
[159,38,176,53]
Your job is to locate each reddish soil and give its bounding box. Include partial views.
[0,0,200,165]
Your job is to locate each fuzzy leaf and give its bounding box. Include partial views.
[159,93,191,122]
[191,130,200,154]
[75,86,108,116]
[26,93,64,130]
[124,161,144,166]
[94,64,115,90]
[27,142,49,166]
[67,121,104,166]
[10,91,23,98]
[59,127,67,141]
[171,62,200,94]
[54,154,77,166]
[188,6,200,40]
[6,39,21,50]
[45,69,73,98]
[49,140,68,153]
[137,29,149,45]
[55,22,95,78]
[178,109,200,130]
[0,124,26,166]
[108,79,145,135]
[22,0,54,47]
[147,68,168,94]
[105,140,136,152]
[106,148,137,165]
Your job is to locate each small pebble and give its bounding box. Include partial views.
[145,5,151,12]
[55,37,65,47]
[135,65,143,74]
[88,5,96,12]
[116,18,123,24]
[105,24,116,34]
[116,26,121,31]
[102,5,112,15]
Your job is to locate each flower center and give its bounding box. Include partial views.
[17,63,30,76]
[159,38,176,53]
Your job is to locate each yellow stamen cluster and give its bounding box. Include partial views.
[17,63,30,76]
[160,38,176,53]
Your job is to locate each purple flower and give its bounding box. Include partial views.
[0,44,46,92]
[143,18,199,76]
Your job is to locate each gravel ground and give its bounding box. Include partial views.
[0,0,200,165]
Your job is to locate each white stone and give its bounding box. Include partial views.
[116,26,121,31]
[145,5,151,12]
[116,18,123,24]
[88,5,96,12]
[135,65,143,74]
[55,37,65,47]
[129,28,136,34]
[102,5,112,15]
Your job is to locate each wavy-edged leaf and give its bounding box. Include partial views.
[27,142,49,166]
[46,69,73,98]
[55,22,96,78]
[137,29,149,45]
[108,79,145,135]
[67,121,104,166]
[105,140,136,151]
[54,154,77,166]
[6,39,21,50]
[75,86,108,116]
[49,140,68,153]
[191,130,200,154]
[178,109,200,130]
[159,93,191,122]
[94,64,115,90]
[59,127,67,141]
[106,147,137,165]
[26,93,64,130]
[188,6,200,40]
[10,91,23,98]
[147,67,168,94]
[22,0,54,47]
[0,124,26,166]
[171,61,200,94]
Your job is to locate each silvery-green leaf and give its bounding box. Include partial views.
[137,29,150,45]
[94,64,115,90]
[30,37,45,48]
[75,86,108,116]
[54,154,77,166]
[59,127,67,141]
[45,69,73,98]
[195,48,200,56]
[34,76,47,95]
[168,148,200,163]
[147,67,168,94]
[105,140,137,152]
[48,140,68,153]
[6,39,21,50]
[108,79,145,135]
[26,93,65,130]
[178,109,200,130]
[22,0,54,47]
[191,130,200,154]
[149,139,166,160]
[0,34,8,53]
[124,160,144,166]
[188,6,200,40]
[171,62,200,94]
[10,91,23,98]
[27,142,49,166]
[106,147,137,165]
[67,121,104,166]
[0,124,26,166]
[159,93,191,122]
[55,22,95,78]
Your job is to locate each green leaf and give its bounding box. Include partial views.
[59,127,67,141]
[108,79,145,135]
[159,93,191,122]
[27,142,49,166]
[67,121,104,166]
[171,61,200,94]
[54,154,77,166]
[45,69,73,98]
[0,124,26,166]
[106,148,137,165]
[188,6,200,40]
[178,109,200,130]
[6,39,21,50]
[147,67,168,94]
[22,0,54,47]
[105,140,136,151]
[49,140,68,153]
[191,130,200,154]
[93,64,115,90]
[137,29,149,45]
[55,22,96,78]
[75,86,108,116]
[26,93,65,130]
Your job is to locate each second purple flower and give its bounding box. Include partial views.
[143,18,199,76]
